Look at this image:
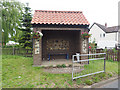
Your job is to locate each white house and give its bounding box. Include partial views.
[89,22,119,49]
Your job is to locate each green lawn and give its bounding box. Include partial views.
[2,55,118,88]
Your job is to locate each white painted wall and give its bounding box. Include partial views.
[97,41,117,49]
[89,24,105,43]
[105,32,117,41]
[89,24,119,49]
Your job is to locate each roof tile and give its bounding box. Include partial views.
[31,10,89,25]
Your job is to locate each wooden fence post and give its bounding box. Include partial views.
[13,47,14,55]
[117,49,120,61]
[106,50,108,60]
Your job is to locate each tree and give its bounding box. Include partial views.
[18,3,32,49]
[1,0,24,45]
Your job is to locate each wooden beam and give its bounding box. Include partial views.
[34,27,88,31]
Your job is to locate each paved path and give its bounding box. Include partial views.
[99,78,119,88]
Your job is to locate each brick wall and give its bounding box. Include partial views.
[33,29,42,66]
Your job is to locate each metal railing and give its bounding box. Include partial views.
[72,53,106,81]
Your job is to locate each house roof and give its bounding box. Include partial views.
[106,26,119,33]
[91,22,119,33]
[31,10,90,25]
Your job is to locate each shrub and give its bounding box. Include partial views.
[93,77,100,83]
[56,64,66,68]
[56,65,61,68]
[108,73,112,77]
[99,73,106,79]
[61,64,66,68]
[84,79,93,85]
[76,79,82,85]
[69,64,72,67]
[49,65,53,68]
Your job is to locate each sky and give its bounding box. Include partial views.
[19,0,119,27]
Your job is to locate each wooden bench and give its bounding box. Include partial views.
[48,53,69,60]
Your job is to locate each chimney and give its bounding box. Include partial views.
[105,23,107,27]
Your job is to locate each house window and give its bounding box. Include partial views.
[103,34,105,37]
[100,34,102,37]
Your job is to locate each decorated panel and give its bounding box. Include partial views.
[46,39,69,51]
[35,39,40,54]
[81,39,88,53]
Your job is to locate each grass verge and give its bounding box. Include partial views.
[2,55,118,88]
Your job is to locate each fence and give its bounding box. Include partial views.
[72,53,106,80]
[106,49,118,61]
[2,48,33,57]
[118,49,120,62]
[89,49,104,54]
[89,49,120,61]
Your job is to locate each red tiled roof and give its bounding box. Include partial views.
[31,10,90,25]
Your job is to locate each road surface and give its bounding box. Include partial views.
[99,78,119,88]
